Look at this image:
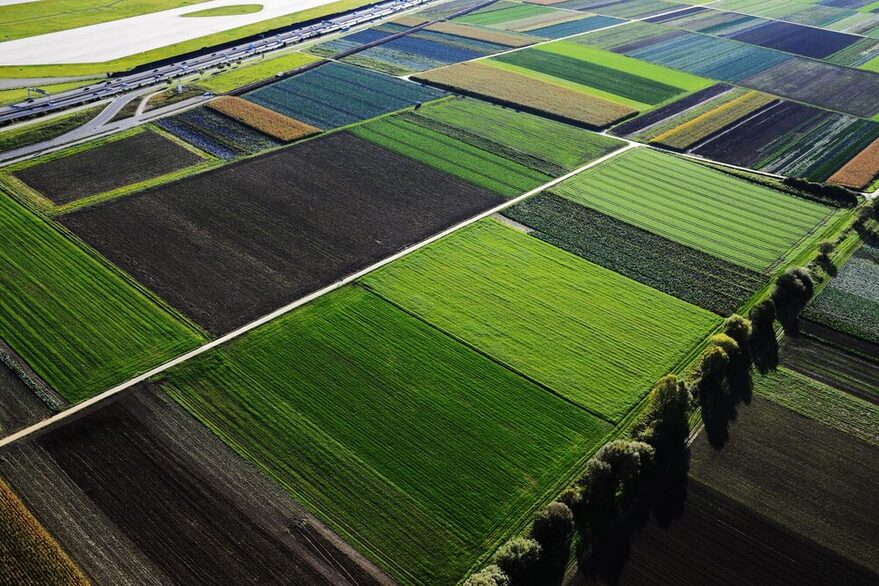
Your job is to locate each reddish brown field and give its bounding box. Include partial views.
[828,137,879,190]
[207,96,321,141]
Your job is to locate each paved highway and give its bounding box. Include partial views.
[0,0,431,126]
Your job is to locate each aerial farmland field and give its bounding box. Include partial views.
[0,0,878,584]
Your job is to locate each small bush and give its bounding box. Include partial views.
[464,565,510,586]
[493,538,542,584]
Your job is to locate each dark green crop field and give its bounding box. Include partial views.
[0,192,204,402]
[161,286,611,585]
[362,220,720,422]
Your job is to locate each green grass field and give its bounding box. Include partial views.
[0,106,102,153]
[350,116,552,197]
[362,220,720,422]
[551,148,834,272]
[0,192,204,402]
[0,80,95,107]
[753,367,879,447]
[455,2,553,27]
[411,98,624,172]
[200,52,319,93]
[492,42,712,110]
[161,286,611,585]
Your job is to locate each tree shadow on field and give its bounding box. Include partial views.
[576,447,690,585]
[701,360,753,449]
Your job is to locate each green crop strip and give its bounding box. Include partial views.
[161,286,611,585]
[0,191,204,402]
[551,148,834,272]
[362,219,721,422]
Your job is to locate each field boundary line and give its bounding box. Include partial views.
[0,142,639,449]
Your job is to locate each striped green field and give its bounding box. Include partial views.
[0,192,204,402]
[551,148,834,272]
[455,2,554,27]
[492,42,712,110]
[161,285,611,585]
[362,220,720,422]
[350,116,551,197]
[410,98,625,173]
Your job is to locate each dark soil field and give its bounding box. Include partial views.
[0,387,392,586]
[0,361,50,436]
[60,132,503,334]
[690,397,879,574]
[572,397,878,585]
[577,480,876,586]
[13,129,204,204]
[801,319,879,360]
[782,335,879,402]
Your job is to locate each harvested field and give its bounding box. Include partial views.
[650,90,776,150]
[493,42,711,109]
[11,129,204,205]
[0,479,89,586]
[580,479,877,586]
[782,335,879,402]
[828,137,879,190]
[803,242,879,345]
[0,191,204,402]
[350,115,551,197]
[741,58,879,119]
[503,193,766,315]
[550,148,833,271]
[0,360,50,436]
[60,133,503,334]
[408,97,624,172]
[362,220,720,422]
[245,62,444,129]
[160,286,612,585]
[155,107,282,159]
[752,368,879,447]
[206,96,320,142]
[414,61,635,128]
[691,394,879,572]
[0,387,391,586]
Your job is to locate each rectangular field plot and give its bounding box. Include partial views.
[828,137,879,190]
[691,393,879,573]
[244,62,444,129]
[155,107,282,160]
[0,361,50,436]
[492,42,712,110]
[504,193,766,315]
[10,128,206,206]
[414,61,636,128]
[159,286,612,585]
[362,220,720,422]
[350,98,624,196]
[310,22,515,75]
[782,335,879,403]
[550,148,834,272]
[692,101,879,181]
[803,242,879,346]
[60,133,504,335]
[0,389,390,586]
[0,192,204,403]
[554,0,688,20]
[741,58,879,119]
[528,15,625,39]
[455,1,581,30]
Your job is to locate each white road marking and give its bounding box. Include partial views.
[0,142,638,448]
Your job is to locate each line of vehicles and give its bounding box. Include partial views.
[0,0,432,126]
